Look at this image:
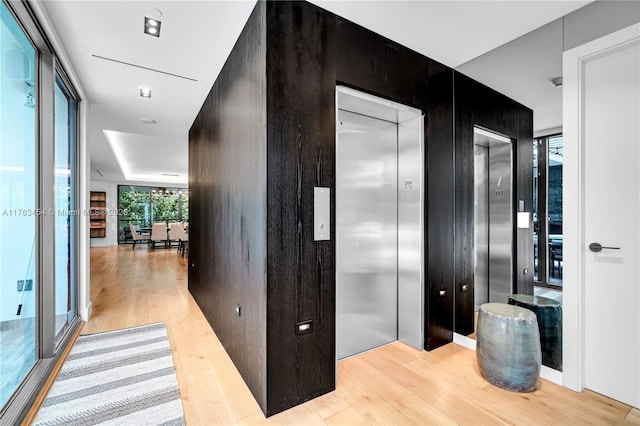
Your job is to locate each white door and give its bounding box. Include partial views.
[564,24,640,408]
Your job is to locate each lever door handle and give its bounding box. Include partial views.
[589,242,620,252]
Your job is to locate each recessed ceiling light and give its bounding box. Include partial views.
[144,16,161,37]
[140,87,151,98]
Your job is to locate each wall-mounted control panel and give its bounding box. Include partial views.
[314,187,330,241]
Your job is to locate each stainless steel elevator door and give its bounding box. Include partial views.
[473,127,514,312]
[474,145,489,310]
[487,143,513,303]
[336,109,398,360]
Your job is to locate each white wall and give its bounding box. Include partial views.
[563,0,640,51]
[456,1,639,136]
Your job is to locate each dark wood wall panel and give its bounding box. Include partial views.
[265,1,337,416]
[188,1,268,412]
[516,108,534,295]
[453,72,534,335]
[264,0,455,415]
[190,0,533,417]
[423,69,455,349]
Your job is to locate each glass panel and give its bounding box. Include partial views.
[548,135,563,284]
[181,191,189,223]
[117,186,188,244]
[152,189,180,224]
[118,186,151,243]
[533,140,538,281]
[0,2,37,407]
[54,75,76,340]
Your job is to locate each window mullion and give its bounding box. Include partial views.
[539,137,549,284]
[38,50,55,359]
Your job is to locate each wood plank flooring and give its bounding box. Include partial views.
[49,246,639,425]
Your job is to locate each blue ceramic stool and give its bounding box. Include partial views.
[509,294,562,371]
[476,303,541,392]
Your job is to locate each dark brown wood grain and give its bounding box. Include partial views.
[265,1,337,416]
[189,0,532,417]
[188,1,268,412]
[453,72,534,335]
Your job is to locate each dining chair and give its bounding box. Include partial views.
[150,223,168,248]
[168,223,181,247]
[178,225,189,258]
[129,224,149,250]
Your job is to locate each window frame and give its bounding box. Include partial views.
[0,1,82,423]
[534,132,563,289]
[117,185,189,244]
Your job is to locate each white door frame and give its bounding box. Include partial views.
[562,22,640,393]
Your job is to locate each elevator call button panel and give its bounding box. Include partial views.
[314,187,330,241]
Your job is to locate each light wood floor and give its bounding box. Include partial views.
[65,246,640,425]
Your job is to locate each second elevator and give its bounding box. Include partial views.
[473,127,514,310]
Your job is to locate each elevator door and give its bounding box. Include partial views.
[473,128,513,310]
[336,109,398,359]
[474,145,489,310]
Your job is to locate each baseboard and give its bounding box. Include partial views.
[80,301,92,322]
[453,332,476,350]
[540,365,563,385]
[452,332,563,386]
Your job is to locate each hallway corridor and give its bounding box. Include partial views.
[79,246,638,425]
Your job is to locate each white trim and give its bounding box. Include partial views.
[453,332,476,351]
[540,365,563,386]
[534,126,563,139]
[474,127,511,144]
[336,85,421,115]
[562,22,640,394]
[80,300,92,322]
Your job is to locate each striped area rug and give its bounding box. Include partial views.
[34,322,185,426]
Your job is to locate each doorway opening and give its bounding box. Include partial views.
[473,127,513,311]
[335,86,424,360]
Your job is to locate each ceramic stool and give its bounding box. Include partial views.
[476,303,541,392]
[509,294,562,371]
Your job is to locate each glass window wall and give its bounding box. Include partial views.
[533,134,563,287]
[1,2,81,421]
[0,1,37,408]
[54,74,77,341]
[118,185,188,244]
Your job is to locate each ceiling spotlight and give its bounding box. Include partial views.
[140,87,152,98]
[144,17,161,37]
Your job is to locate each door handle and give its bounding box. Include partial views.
[589,242,620,252]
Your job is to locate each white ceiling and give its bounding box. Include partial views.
[40,0,591,185]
